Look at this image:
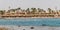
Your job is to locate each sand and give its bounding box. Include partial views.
[0,25,60,30]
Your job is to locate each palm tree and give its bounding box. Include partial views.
[51,10,55,13]
[7,9,16,13]
[0,10,5,15]
[31,8,37,14]
[26,8,30,14]
[7,7,21,13]
[41,9,46,12]
[11,9,16,12]
[38,8,41,12]
[16,7,21,10]
[38,8,46,13]
[48,8,52,13]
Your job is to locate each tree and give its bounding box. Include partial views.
[16,7,21,10]
[11,9,16,12]
[31,8,37,14]
[26,8,30,14]
[38,8,46,13]
[38,8,41,12]
[48,8,52,13]
[0,10,5,15]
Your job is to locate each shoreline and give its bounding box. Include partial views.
[0,25,60,30]
[1,16,60,19]
[0,17,60,19]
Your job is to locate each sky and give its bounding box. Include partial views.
[0,0,60,10]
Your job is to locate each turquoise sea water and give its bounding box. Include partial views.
[0,18,60,26]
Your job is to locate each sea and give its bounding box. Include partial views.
[0,18,60,27]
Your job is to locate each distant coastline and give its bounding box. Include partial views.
[0,7,60,18]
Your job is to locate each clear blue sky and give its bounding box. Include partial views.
[0,0,60,10]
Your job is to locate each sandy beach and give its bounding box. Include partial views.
[0,25,60,30]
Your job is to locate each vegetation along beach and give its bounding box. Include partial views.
[0,0,60,30]
[0,7,60,18]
